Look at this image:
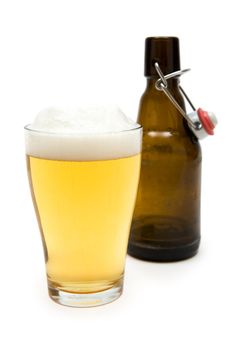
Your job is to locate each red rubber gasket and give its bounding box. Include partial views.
[197,108,215,135]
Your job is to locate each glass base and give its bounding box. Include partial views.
[48,278,123,307]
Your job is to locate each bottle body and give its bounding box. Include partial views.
[128,79,202,261]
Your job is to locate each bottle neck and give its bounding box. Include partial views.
[145,77,179,92]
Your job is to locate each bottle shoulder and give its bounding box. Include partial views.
[137,86,197,140]
[137,83,202,159]
[138,94,183,126]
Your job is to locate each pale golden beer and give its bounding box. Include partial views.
[27,155,140,291]
[25,116,142,307]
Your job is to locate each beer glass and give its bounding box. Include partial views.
[25,123,142,307]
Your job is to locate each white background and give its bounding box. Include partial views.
[0,1,232,349]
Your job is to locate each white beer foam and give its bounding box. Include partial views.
[25,106,142,161]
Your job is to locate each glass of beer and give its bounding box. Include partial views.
[25,107,142,307]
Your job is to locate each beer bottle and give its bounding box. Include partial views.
[128,37,202,261]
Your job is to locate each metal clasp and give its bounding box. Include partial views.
[154,62,217,139]
[154,62,201,130]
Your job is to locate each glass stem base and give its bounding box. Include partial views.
[48,277,123,307]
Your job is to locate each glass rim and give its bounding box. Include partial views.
[24,123,142,136]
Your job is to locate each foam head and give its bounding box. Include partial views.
[25,106,142,161]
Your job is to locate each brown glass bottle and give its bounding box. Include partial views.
[128,37,202,261]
